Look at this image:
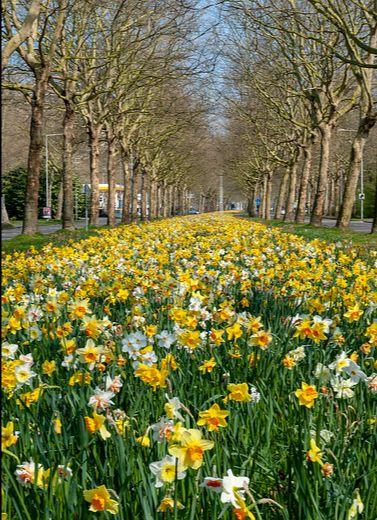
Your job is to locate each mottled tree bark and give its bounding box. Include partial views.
[88,124,101,226]
[23,76,47,234]
[140,172,148,221]
[265,173,272,220]
[106,130,116,227]
[337,118,376,228]
[284,152,300,222]
[121,159,131,224]
[56,179,63,220]
[131,166,139,222]
[274,170,289,219]
[1,196,10,224]
[310,124,332,226]
[296,140,314,223]
[62,101,75,229]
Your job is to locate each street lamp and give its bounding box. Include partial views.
[45,133,63,219]
[338,128,364,221]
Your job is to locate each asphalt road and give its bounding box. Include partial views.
[319,218,372,233]
[1,216,373,240]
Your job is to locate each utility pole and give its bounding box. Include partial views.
[360,153,364,221]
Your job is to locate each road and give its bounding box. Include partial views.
[319,218,372,233]
[1,216,373,240]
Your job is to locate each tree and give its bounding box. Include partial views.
[2,0,68,234]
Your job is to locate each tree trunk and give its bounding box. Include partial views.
[55,179,63,219]
[62,100,75,229]
[106,132,116,227]
[158,183,163,218]
[150,178,157,219]
[131,166,139,222]
[296,141,314,223]
[23,76,47,234]
[310,124,332,226]
[140,172,148,221]
[336,117,376,228]
[1,195,10,224]
[88,124,101,226]
[275,169,289,219]
[284,153,300,222]
[121,158,131,224]
[265,173,272,220]
[247,186,255,217]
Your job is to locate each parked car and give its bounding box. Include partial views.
[188,208,199,214]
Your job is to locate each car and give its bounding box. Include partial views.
[188,208,199,214]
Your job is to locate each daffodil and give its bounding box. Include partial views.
[84,412,111,440]
[225,383,251,402]
[295,382,319,408]
[197,403,229,431]
[1,421,19,449]
[169,428,214,470]
[149,455,186,487]
[83,485,119,514]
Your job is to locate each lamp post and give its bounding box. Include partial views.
[45,133,63,219]
[338,128,364,221]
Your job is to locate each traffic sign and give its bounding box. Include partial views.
[358,193,365,200]
[42,207,51,218]
[83,184,90,194]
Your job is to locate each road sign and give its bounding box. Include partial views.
[255,198,261,207]
[83,184,90,194]
[42,207,51,218]
[358,193,365,200]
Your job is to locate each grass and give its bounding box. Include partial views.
[1,227,105,254]
[239,214,377,249]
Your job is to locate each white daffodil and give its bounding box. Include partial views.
[88,388,115,410]
[1,342,19,359]
[331,377,358,399]
[149,456,186,488]
[105,375,122,393]
[15,364,36,387]
[151,418,174,442]
[329,352,350,373]
[156,330,176,349]
[164,395,184,421]
[201,477,223,492]
[290,346,306,362]
[220,469,250,508]
[314,363,331,381]
[342,361,366,383]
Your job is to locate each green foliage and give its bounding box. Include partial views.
[2,166,87,220]
[2,167,61,220]
[353,170,376,219]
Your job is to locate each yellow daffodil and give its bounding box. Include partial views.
[169,428,214,469]
[197,403,229,431]
[83,485,119,514]
[295,383,319,408]
[84,412,111,440]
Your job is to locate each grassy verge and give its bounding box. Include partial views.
[239,214,377,249]
[1,227,106,254]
